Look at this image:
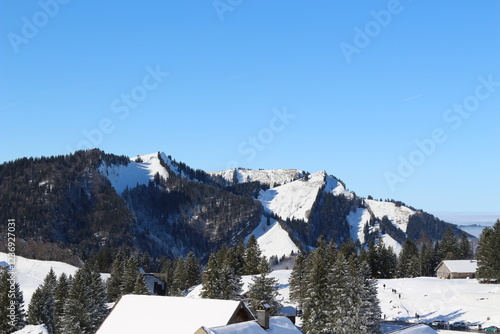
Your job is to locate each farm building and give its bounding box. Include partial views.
[435,260,477,279]
[97,295,255,334]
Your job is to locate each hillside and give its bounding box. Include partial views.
[0,252,78,308]
[0,149,468,264]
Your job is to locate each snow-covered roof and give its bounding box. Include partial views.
[388,324,437,333]
[203,320,266,334]
[203,317,301,334]
[97,295,253,334]
[439,260,477,273]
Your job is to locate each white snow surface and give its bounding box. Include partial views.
[323,174,353,198]
[0,252,78,308]
[389,324,437,333]
[208,168,302,187]
[439,260,478,273]
[347,208,371,244]
[365,199,415,233]
[98,152,172,194]
[258,171,326,222]
[378,277,500,327]
[13,325,48,334]
[204,317,300,334]
[380,234,403,256]
[204,320,265,334]
[97,295,249,334]
[247,216,299,260]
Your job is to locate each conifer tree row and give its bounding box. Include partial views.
[289,237,382,334]
[26,265,107,334]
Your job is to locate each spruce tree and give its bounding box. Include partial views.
[171,256,187,295]
[301,247,330,333]
[244,235,263,275]
[28,285,55,334]
[477,219,500,281]
[247,271,282,315]
[358,261,382,334]
[232,239,246,276]
[54,273,71,333]
[200,253,221,299]
[120,257,139,295]
[160,258,175,296]
[440,227,459,260]
[107,252,125,301]
[201,250,242,300]
[0,270,26,333]
[60,265,107,334]
[289,252,307,310]
[132,273,150,295]
[458,233,472,260]
[88,267,109,332]
[397,239,420,278]
[185,252,202,288]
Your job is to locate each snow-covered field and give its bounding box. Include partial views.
[0,252,78,307]
[378,277,500,328]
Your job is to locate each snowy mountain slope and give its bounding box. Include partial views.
[347,208,371,243]
[347,206,404,255]
[208,168,302,187]
[324,174,353,198]
[380,234,403,255]
[98,152,173,194]
[365,199,415,233]
[258,171,328,222]
[0,252,78,308]
[246,216,300,260]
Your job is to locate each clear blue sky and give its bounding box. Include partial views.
[1,0,499,216]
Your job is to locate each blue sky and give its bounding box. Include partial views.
[1,0,499,216]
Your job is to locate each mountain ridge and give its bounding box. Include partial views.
[0,149,469,266]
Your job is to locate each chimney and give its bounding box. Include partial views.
[257,303,270,330]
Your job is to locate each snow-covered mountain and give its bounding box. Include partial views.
[258,171,352,222]
[1,149,468,264]
[98,152,177,194]
[208,168,303,188]
[96,151,468,257]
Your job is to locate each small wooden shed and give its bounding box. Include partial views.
[435,260,477,279]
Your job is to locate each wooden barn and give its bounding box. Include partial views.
[435,260,477,279]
